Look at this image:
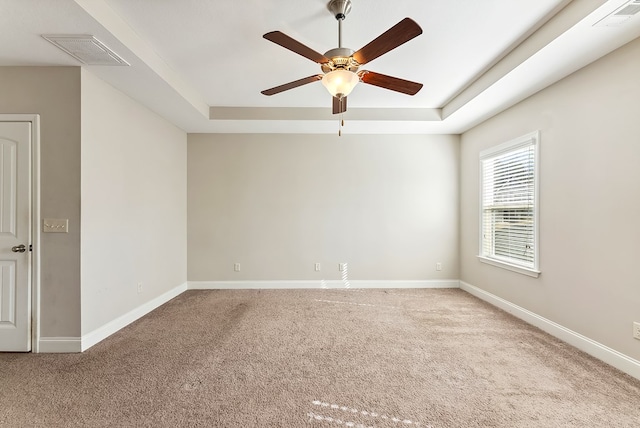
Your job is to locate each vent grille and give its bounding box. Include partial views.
[594,0,640,27]
[615,3,640,16]
[42,35,129,66]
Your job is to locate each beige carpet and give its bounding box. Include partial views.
[1,288,639,427]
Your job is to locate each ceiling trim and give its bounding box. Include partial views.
[209,107,442,121]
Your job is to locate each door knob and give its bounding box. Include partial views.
[11,244,26,253]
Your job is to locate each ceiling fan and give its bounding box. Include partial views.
[261,0,423,115]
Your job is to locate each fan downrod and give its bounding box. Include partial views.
[323,0,356,73]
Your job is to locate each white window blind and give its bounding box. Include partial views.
[480,133,538,272]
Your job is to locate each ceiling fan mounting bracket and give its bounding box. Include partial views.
[327,0,352,21]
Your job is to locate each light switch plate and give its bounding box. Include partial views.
[43,218,69,233]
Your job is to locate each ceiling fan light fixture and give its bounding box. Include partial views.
[321,69,359,98]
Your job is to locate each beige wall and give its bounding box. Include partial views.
[0,67,81,338]
[460,38,640,360]
[80,70,187,335]
[188,133,459,281]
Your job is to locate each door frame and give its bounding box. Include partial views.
[0,114,41,352]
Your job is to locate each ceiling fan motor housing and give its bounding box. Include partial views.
[321,47,359,73]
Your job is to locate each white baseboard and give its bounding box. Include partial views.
[38,337,82,353]
[80,282,188,352]
[188,280,460,290]
[459,281,640,381]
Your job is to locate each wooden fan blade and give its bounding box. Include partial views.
[359,71,423,95]
[261,75,323,96]
[352,18,422,65]
[332,96,347,114]
[263,31,330,64]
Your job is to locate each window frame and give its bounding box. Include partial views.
[477,131,540,278]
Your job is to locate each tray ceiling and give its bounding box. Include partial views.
[1,0,639,134]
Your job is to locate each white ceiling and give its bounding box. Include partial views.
[1,0,639,134]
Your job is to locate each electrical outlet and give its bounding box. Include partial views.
[137,283,143,293]
[314,263,321,271]
[436,262,442,271]
[234,263,241,272]
[633,322,640,340]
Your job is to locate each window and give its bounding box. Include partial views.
[478,132,540,277]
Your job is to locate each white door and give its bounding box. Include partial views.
[0,121,31,352]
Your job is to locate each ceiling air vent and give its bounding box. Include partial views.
[594,0,640,27]
[42,35,130,66]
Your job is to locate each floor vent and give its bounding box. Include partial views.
[594,0,640,27]
[42,35,130,66]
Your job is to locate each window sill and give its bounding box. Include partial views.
[477,256,540,278]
